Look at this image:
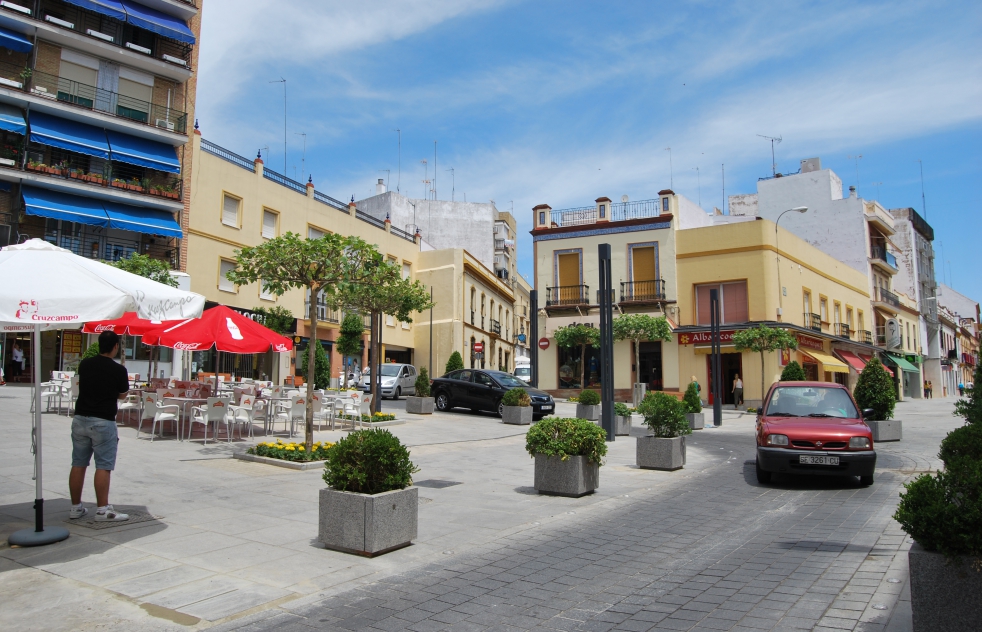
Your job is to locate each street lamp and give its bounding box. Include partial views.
[776,206,807,320]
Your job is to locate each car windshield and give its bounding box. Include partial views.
[515,367,530,377]
[493,373,528,388]
[379,365,401,377]
[764,386,859,418]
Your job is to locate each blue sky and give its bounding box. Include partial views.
[196,0,982,304]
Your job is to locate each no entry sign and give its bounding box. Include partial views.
[473,341,484,353]
[538,337,550,350]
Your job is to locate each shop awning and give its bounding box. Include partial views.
[62,0,126,21]
[801,349,849,374]
[835,350,867,373]
[886,353,920,373]
[29,111,110,159]
[119,0,195,44]
[106,130,181,173]
[22,186,108,227]
[103,200,182,238]
[0,102,26,135]
[0,25,33,54]
[859,354,894,377]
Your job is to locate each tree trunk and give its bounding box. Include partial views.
[580,342,586,389]
[760,349,766,407]
[635,338,641,385]
[369,311,379,415]
[305,289,318,452]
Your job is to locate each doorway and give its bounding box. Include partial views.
[638,341,663,391]
[706,353,743,406]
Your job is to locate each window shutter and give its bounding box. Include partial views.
[308,226,324,239]
[721,282,749,323]
[222,195,239,227]
[260,280,274,300]
[219,260,235,291]
[262,211,276,238]
[695,284,714,325]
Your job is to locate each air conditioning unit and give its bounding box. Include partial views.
[125,42,152,55]
[155,119,176,131]
[162,54,188,68]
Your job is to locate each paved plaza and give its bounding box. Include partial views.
[0,387,963,631]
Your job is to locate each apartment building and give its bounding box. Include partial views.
[0,0,200,381]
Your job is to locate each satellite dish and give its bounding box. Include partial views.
[621,195,629,203]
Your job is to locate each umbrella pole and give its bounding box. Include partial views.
[8,325,69,546]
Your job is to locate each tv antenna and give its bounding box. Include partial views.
[393,129,401,192]
[847,154,863,195]
[757,134,782,176]
[420,159,428,199]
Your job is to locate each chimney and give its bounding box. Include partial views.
[849,186,857,199]
[376,178,386,195]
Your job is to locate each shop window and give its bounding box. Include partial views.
[695,281,748,325]
[558,344,602,390]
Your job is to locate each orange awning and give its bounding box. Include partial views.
[836,350,867,373]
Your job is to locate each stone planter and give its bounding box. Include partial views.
[575,403,600,421]
[908,542,981,632]
[405,396,434,415]
[637,436,686,471]
[533,454,599,497]
[318,486,418,557]
[867,419,901,442]
[502,405,532,425]
[687,412,705,430]
[614,415,632,436]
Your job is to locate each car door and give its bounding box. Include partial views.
[404,366,416,394]
[468,371,496,411]
[449,370,472,404]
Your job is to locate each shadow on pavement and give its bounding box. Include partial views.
[740,460,868,489]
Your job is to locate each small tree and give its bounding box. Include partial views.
[780,360,806,382]
[252,305,295,335]
[683,381,702,414]
[111,252,178,288]
[733,325,799,404]
[415,367,431,398]
[554,324,600,389]
[445,351,464,374]
[299,340,330,390]
[613,314,672,385]
[854,356,896,421]
[81,342,100,360]
[954,361,982,425]
[335,313,365,380]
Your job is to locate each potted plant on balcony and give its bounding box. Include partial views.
[127,178,143,193]
[405,367,434,415]
[319,428,419,556]
[854,356,900,441]
[0,144,17,167]
[163,184,179,199]
[111,177,127,189]
[575,388,601,421]
[526,417,606,497]
[501,387,532,425]
[683,381,704,430]
[636,391,691,470]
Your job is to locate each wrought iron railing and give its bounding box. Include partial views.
[356,209,386,229]
[262,168,306,194]
[620,279,666,302]
[875,287,901,307]
[547,198,665,228]
[201,140,254,172]
[835,323,851,339]
[390,225,415,243]
[17,221,178,267]
[870,245,898,269]
[803,312,822,331]
[312,190,348,213]
[856,330,873,345]
[489,319,501,335]
[596,288,616,304]
[546,285,589,306]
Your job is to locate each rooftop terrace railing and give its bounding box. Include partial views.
[548,198,665,228]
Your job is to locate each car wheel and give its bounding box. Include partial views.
[860,474,874,486]
[755,458,771,484]
[435,392,451,411]
[394,387,401,400]
[497,400,504,417]
[532,415,543,422]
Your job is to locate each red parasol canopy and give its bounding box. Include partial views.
[142,305,293,354]
[83,312,185,336]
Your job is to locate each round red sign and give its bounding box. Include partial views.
[538,337,550,350]
[473,342,484,353]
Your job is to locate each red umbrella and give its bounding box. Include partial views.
[142,305,292,353]
[83,312,185,336]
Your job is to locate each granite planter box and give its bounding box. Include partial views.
[687,412,705,430]
[502,405,532,425]
[867,419,901,442]
[318,486,418,557]
[637,436,686,471]
[533,454,599,497]
[908,542,982,632]
[405,396,434,415]
[575,403,600,421]
[614,415,632,436]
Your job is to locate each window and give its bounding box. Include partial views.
[906,322,911,349]
[539,211,545,225]
[695,281,749,325]
[834,302,841,324]
[858,310,865,332]
[308,226,324,239]
[218,259,236,292]
[402,262,411,280]
[662,197,669,212]
[475,372,493,387]
[820,297,828,323]
[846,308,854,329]
[456,370,472,381]
[222,194,240,228]
[630,243,658,283]
[262,210,277,239]
[599,204,606,218]
[260,280,274,301]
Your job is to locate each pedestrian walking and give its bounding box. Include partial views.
[732,374,744,407]
[959,382,965,396]
[68,331,131,522]
[11,342,23,377]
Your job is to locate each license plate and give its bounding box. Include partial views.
[799,455,839,465]
[541,405,553,411]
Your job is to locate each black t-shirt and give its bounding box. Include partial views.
[75,355,130,422]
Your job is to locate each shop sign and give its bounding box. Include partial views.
[797,334,825,352]
[538,337,550,350]
[678,330,735,345]
[61,330,83,371]
[780,348,791,366]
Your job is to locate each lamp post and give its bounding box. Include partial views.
[775,207,807,321]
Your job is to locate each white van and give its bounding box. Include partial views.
[514,358,531,384]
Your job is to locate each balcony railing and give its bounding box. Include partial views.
[620,279,666,302]
[857,330,873,345]
[546,285,589,307]
[870,245,898,269]
[597,288,616,304]
[17,220,178,267]
[489,319,501,336]
[835,323,851,339]
[494,238,506,250]
[803,312,822,331]
[874,287,901,308]
[547,199,664,228]
[303,301,340,324]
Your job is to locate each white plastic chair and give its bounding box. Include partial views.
[189,398,232,444]
[273,395,306,437]
[228,394,265,439]
[147,395,180,442]
[117,391,141,424]
[137,393,159,438]
[67,375,80,416]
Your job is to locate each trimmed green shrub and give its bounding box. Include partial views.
[954,361,982,425]
[415,367,431,398]
[614,402,632,417]
[637,391,691,438]
[502,387,531,407]
[578,389,600,406]
[445,351,464,374]
[780,360,806,382]
[894,459,982,558]
[682,382,702,414]
[299,340,330,390]
[854,356,895,421]
[525,417,607,465]
[81,342,100,360]
[322,429,418,494]
[938,422,982,469]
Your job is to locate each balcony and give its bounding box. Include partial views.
[493,238,506,250]
[546,199,663,228]
[870,245,898,272]
[835,323,851,339]
[596,288,616,304]
[874,287,901,309]
[803,312,822,332]
[16,218,178,267]
[620,279,666,303]
[303,301,340,324]
[546,285,589,307]
[856,330,873,345]
[489,319,501,336]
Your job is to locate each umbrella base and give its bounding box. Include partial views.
[8,526,70,547]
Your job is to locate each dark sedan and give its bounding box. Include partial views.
[431,369,555,419]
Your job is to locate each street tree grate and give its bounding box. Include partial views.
[414,480,463,489]
[70,509,163,530]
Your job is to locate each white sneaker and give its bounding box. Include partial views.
[69,505,87,519]
[94,506,129,521]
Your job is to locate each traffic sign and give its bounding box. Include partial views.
[473,341,484,353]
[538,337,550,350]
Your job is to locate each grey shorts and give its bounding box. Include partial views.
[71,415,119,471]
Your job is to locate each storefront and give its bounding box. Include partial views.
[885,353,921,400]
[2,328,84,384]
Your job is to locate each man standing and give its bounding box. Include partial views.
[68,331,130,521]
[11,342,23,377]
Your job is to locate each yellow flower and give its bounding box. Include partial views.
[285,446,295,451]
[298,446,305,451]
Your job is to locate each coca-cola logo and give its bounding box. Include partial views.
[274,344,288,352]
[173,342,201,350]
[94,324,116,332]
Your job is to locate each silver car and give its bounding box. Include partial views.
[359,363,417,399]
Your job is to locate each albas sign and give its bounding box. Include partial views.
[678,330,735,345]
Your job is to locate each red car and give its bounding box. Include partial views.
[756,381,876,486]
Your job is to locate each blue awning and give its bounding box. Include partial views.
[62,0,126,21]
[106,130,181,173]
[22,186,109,227]
[103,200,182,237]
[119,1,195,44]
[0,103,26,135]
[0,26,33,54]
[29,111,110,160]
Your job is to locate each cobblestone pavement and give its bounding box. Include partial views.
[217,399,956,632]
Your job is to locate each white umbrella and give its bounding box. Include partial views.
[1,239,205,546]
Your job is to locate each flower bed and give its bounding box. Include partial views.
[248,440,334,462]
[363,412,396,422]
